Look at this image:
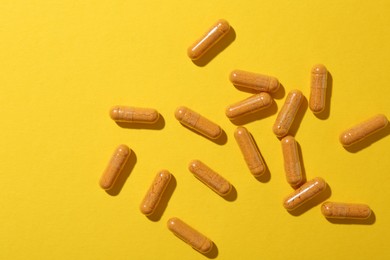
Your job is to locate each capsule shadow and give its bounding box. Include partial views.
[233,84,286,100]
[115,114,165,130]
[229,101,278,126]
[325,210,376,225]
[179,122,228,145]
[249,132,271,183]
[344,124,390,153]
[314,71,333,120]
[287,184,332,216]
[288,95,308,137]
[223,184,237,202]
[192,26,236,67]
[147,174,177,222]
[204,242,219,259]
[105,151,137,196]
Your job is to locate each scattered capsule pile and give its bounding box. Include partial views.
[99,19,389,255]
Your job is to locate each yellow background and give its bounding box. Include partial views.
[1,1,390,259]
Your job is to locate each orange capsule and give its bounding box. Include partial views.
[321,201,371,219]
[339,114,388,147]
[229,70,280,93]
[225,93,273,120]
[109,106,159,124]
[281,136,303,188]
[99,145,131,190]
[187,19,230,60]
[167,217,213,254]
[309,64,328,114]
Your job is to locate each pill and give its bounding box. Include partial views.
[109,106,159,124]
[321,202,371,219]
[309,64,328,114]
[99,144,131,190]
[229,70,280,93]
[175,106,222,139]
[234,126,266,177]
[188,160,232,196]
[187,19,230,60]
[273,89,304,138]
[339,114,388,147]
[225,93,273,120]
[140,170,172,216]
[281,135,303,188]
[167,217,213,254]
[283,177,326,211]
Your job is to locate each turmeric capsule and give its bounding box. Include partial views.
[229,70,280,93]
[175,106,222,139]
[283,177,326,211]
[140,170,172,216]
[234,126,266,177]
[309,64,328,114]
[321,202,371,219]
[339,114,388,147]
[281,135,303,188]
[188,160,232,196]
[167,217,213,254]
[187,19,230,60]
[99,144,131,190]
[109,106,159,124]
[225,93,273,120]
[273,90,304,138]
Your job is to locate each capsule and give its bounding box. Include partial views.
[225,93,273,120]
[281,136,303,188]
[283,177,326,211]
[140,170,172,216]
[167,217,213,254]
[109,106,159,124]
[234,126,266,176]
[321,202,371,219]
[175,106,222,139]
[273,90,304,138]
[188,160,232,196]
[339,114,388,147]
[309,64,328,114]
[187,19,230,60]
[229,70,280,93]
[99,144,131,190]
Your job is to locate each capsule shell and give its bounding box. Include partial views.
[229,70,280,93]
[321,202,371,219]
[225,93,273,119]
[167,217,213,254]
[187,19,230,60]
[234,126,266,176]
[140,170,172,216]
[110,106,159,124]
[339,114,388,147]
[273,90,304,138]
[283,177,326,211]
[281,135,303,188]
[99,144,131,190]
[188,160,232,196]
[175,106,222,139]
[309,64,328,114]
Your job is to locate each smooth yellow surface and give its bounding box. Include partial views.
[1,1,390,259]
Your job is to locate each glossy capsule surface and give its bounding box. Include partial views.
[188,160,232,196]
[229,70,280,93]
[175,106,222,139]
[99,144,131,190]
[309,64,328,114]
[281,135,303,188]
[110,106,159,124]
[234,126,266,176]
[283,177,326,211]
[321,202,371,219]
[339,114,388,147]
[273,90,304,138]
[187,19,230,60]
[140,170,172,216]
[225,93,273,119]
[167,217,213,254]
